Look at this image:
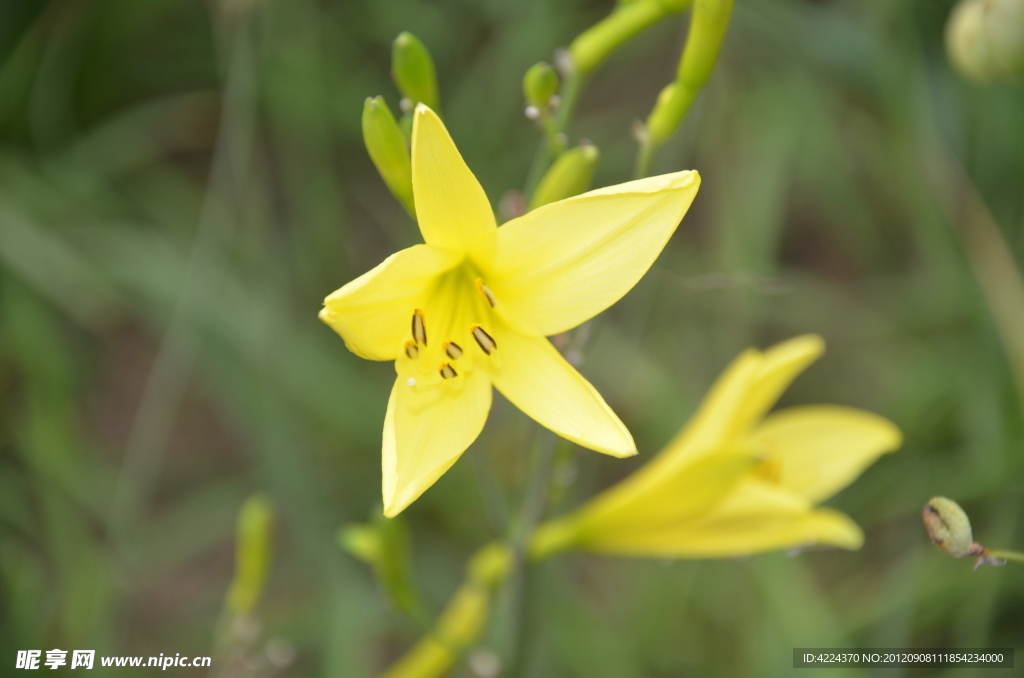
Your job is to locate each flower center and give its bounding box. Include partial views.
[396,265,500,391]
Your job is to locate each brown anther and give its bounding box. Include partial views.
[471,324,497,355]
[439,362,457,379]
[444,341,463,360]
[404,341,419,359]
[412,309,427,345]
[475,278,497,307]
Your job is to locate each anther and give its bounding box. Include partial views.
[439,362,457,379]
[412,309,427,345]
[444,341,463,360]
[404,341,419,359]
[475,279,496,307]
[471,324,497,355]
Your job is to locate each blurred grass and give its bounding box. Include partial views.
[0,0,1023,676]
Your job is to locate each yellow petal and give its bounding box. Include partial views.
[749,405,902,503]
[490,328,636,457]
[659,348,763,464]
[383,371,492,517]
[411,105,497,266]
[320,245,460,360]
[732,334,825,435]
[642,335,825,477]
[488,171,699,337]
[565,450,757,553]
[580,479,863,558]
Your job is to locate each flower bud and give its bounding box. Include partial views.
[362,96,416,217]
[569,0,691,77]
[339,515,424,622]
[946,0,1024,82]
[923,496,976,558]
[528,143,600,210]
[467,542,512,587]
[523,62,559,109]
[645,82,697,146]
[226,494,274,614]
[644,0,733,147]
[392,32,439,112]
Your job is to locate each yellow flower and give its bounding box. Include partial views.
[321,105,700,517]
[530,335,903,559]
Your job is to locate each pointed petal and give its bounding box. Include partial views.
[658,334,826,467]
[733,334,825,435]
[490,329,635,457]
[580,479,863,558]
[382,372,492,517]
[488,171,699,337]
[321,245,460,360]
[750,405,902,503]
[411,105,496,265]
[573,451,755,539]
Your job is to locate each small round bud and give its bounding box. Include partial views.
[923,496,976,558]
[524,105,541,121]
[946,0,1024,82]
[523,62,560,109]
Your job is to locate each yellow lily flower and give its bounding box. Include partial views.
[530,335,903,559]
[321,105,700,516]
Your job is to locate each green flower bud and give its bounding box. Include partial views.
[338,515,425,622]
[362,96,416,217]
[467,542,512,587]
[523,62,559,108]
[392,32,439,112]
[226,494,274,615]
[643,0,733,147]
[528,143,600,210]
[946,0,1024,82]
[645,82,697,146]
[569,0,692,77]
[923,496,977,558]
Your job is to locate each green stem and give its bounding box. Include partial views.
[984,548,1024,564]
[489,429,557,675]
[524,73,581,201]
[633,138,655,179]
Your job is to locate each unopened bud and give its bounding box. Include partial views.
[523,62,559,109]
[529,143,600,210]
[569,0,690,77]
[227,494,274,614]
[923,496,978,558]
[339,514,424,622]
[392,32,439,112]
[946,0,1024,82]
[362,96,416,217]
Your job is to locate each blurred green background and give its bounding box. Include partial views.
[1,0,1023,676]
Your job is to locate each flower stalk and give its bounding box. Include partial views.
[635,0,734,178]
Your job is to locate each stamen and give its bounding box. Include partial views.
[404,341,419,359]
[439,362,457,379]
[471,324,497,355]
[444,341,463,360]
[475,278,497,307]
[412,309,427,345]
